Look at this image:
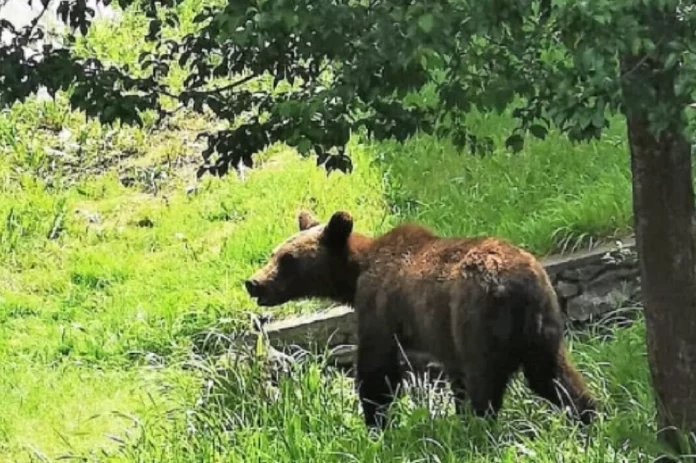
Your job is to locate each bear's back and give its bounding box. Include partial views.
[363,224,540,284]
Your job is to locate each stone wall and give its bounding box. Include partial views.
[545,239,640,322]
[247,239,641,371]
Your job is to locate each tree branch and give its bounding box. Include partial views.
[154,73,258,104]
[204,73,258,95]
[619,36,667,81]
[154,102,187,129]
[27,0,52,33]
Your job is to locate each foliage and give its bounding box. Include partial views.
[2,0,695,178]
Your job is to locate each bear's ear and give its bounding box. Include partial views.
[298,211,320,231]
[323,211,353,247]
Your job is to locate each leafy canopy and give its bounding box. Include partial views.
[1,0,695,176]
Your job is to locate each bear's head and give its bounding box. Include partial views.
[245,210,356,306]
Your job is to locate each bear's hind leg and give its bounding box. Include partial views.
[356,331,402,429]
[449,375,468,415]
[522,340,597,424]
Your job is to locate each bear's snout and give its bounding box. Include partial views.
[245,277,281,306]
[245,279,262,298]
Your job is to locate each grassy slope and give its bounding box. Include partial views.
[0,1,675,461]
[380,112,633,255]
[0,95,387,459]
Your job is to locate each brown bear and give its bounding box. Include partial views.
[246,210,597,429]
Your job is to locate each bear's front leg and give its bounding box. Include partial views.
[355,329,402,430]
[449,375,469,416]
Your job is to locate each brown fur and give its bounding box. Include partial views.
[246,211,597,429]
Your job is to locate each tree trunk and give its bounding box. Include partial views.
[621,57,696,458]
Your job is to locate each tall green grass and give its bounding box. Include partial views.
[93,318,667,462]
[375,110,633,255]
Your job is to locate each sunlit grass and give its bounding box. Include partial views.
[108,318,664,463]
[376,110,633,255]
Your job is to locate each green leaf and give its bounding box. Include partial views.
[664,52,679,70]
[418,14,435,33]
[581,48,595,68]
[103,105,117,123]
[592,11,610,25]
[529,124,548,140]
[592,108,605,128]
[579,111,593,130]
[419,48,444,71]
[674,75,690,98]
[643,38,656,53]
[282,12,298,29]
[255,333,266,357]
[505,134,524,153]
[297,138,312,155]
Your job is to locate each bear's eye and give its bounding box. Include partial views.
[279,253,297,268]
